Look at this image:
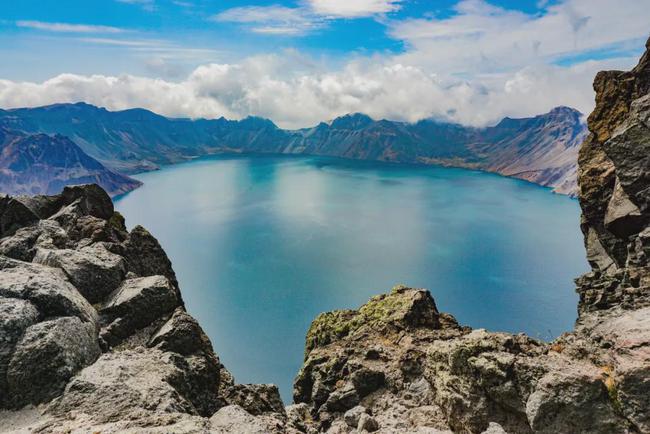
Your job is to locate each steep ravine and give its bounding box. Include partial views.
[0,39,649,434]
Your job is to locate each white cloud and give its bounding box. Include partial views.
[16,20,124,34]
[214,0,403,35]
[389,0,650,75]
[212,5,324,35]
[78,37,165,47]
[74,37,222,66]
[0,53,638,129]
[116,0,156,11]
[1,0,648,129]
[306,0,402,18]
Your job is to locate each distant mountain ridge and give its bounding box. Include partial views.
[0,127,141,197]
[0,103,587,196]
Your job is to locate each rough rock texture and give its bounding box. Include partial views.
[0,184,286,433]
[1,39,649,433]
[7,317,100,408]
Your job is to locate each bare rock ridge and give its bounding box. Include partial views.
[0,39,648,433]
[0,103,585,197]
[0,128,141,197]
[0,184,287,433]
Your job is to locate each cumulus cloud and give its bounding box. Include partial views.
[0,53,636,129]
[307,0,403,18]
[389,0,650,74]
[16,20,125,33]
[2,0,648,129]
[215,0,402,35]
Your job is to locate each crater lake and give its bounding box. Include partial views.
[114,154,589,401]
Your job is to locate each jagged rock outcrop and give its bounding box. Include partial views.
[0,184,288,433]
[1,38,648,434]
[291,284,646,433]
[288,39,650,433]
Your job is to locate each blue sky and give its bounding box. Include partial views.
[0,0,648,128]
[0,0,560,80]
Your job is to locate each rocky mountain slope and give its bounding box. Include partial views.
[0,104,586,195]
[0,184,288,433]
[287,106,585,195]
[0,38,648,434]
[0,128,141,197]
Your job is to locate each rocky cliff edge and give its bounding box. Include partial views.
[0,185,287,433]
[1,38,649,434]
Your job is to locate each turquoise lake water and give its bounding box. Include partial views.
[114,154,589,402]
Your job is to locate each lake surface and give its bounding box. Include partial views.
[115,154,588,402]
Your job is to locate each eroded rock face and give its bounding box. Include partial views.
[33,244,127,303]
[0,183,286,432]
[7,316,100,408]
[577,37,650,311]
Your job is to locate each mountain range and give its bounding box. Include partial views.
[0,103,587,197]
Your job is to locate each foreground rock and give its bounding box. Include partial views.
[0,184,286,432]
[1,38,649,433]
[286,38,650,434]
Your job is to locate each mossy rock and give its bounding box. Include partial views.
[304,286,439,356]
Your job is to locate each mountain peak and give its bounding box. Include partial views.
[546,106,582,121]
[40,102,105,112]
[330,113,374,129]
[494,106,582,129]
[239,116,278,129]
[0,128,141,196]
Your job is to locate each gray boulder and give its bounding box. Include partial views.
[149,307,215,356]
[0,256,97,324]
[100,275,179,345]
[59,184,115,220]
[46,348,219,424]
[15,184,114,221]
[525,361,625,434]
[357,413,379,432]
[0,297,39,407]
[223,383,286,417]
[121,225,179,291]
[343,405,367,428]
[209,405,285,434]
[0,195,38,238]
[7,316,100,407]
[33,244,126,304]
[0,220,69,262]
